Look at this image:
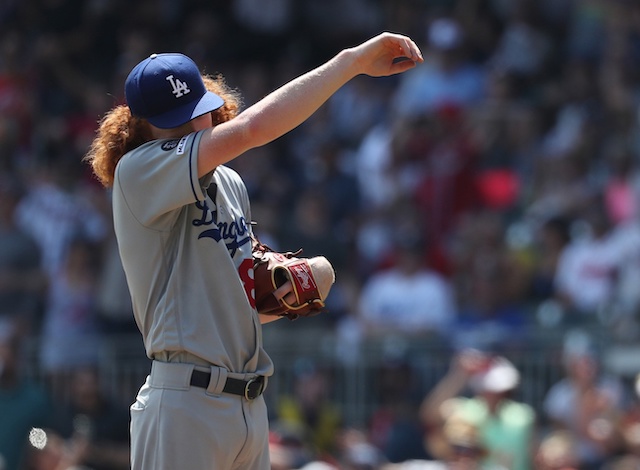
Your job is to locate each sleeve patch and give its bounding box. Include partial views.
[177,136,189,155]
[161,139,180,151]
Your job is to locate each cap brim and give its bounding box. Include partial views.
[147,91,225,129]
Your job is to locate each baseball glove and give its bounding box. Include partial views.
[252,240,335,320]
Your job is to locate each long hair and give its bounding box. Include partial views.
[84,74,242,188]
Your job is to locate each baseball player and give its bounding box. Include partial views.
[84,32,423,470]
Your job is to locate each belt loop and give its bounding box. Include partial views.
[207,366,227,395]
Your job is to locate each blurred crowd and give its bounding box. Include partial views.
[4,0,640,468]
[265,344,640,470]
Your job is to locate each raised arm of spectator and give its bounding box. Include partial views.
[419,349,487,426]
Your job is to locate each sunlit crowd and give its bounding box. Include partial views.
[3,0,640,468]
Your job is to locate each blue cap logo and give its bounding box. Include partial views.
[125,53,224,129]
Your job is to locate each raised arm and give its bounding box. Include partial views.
[197,32,423,176]
[419,349,490,426]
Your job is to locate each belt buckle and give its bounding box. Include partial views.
[244,376,264,400]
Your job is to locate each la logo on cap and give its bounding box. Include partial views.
[166,75,190,98]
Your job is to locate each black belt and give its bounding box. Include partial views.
[190,369,265,400]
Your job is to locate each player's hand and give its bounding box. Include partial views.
[349,32,424,77]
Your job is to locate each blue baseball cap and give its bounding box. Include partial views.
[125,53,225,129]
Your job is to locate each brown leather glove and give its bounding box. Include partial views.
[252,241,335,320]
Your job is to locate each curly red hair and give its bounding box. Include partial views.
[84,74,242,188]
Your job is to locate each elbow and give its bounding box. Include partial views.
[231,110,266,151]
[233,107,281,150]
[419,402,440,427]
[228,112,258,152]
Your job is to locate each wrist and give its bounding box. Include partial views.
[335,48,362,78]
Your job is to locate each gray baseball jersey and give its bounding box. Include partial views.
[112,129,273,377]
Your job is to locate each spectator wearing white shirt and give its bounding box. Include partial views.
[356,233,456,341]
[553,200,619,318]
[14,160,108,278]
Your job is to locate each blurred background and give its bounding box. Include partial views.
[5,0,640,468]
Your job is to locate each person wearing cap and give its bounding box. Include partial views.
[84,33,422,470]
[419,349,535,470]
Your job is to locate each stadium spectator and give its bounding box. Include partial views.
[448,210,532,350]
[367,355,431,464]
[48,367,129,470]
[533,430,580,470]
[553,197,620,321]
[392,17,486,119]
[528,216,572,304]
[0,317,52,470]
[14,158,107,278]
[24,427,93,470]
[0,176,47,333]
[420,348,536,470]
[543,330,626,469]
[355,231,456,342]
[335,427,388,470]
[273,360,343,460]
[607,373,640,469]
[39,236,104,400]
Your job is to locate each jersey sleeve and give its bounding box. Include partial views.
[217,165,253,230]
[114,131,207,227]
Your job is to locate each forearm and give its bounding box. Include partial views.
[198,50,359,174]
[242,49,359,145]
[242,33,420,143]
[419,370,469,425]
